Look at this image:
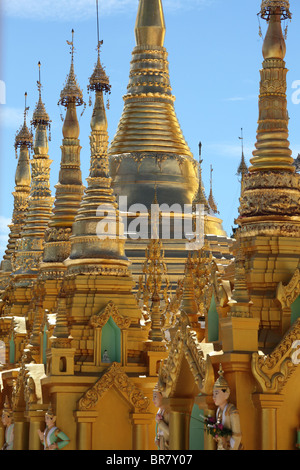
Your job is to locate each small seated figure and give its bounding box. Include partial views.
[38,404,70,450]
[153,384,169,450]
[1,397,14,450]
[212,364,242,450]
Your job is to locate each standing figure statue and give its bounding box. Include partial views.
[212,364,242,450]
[102,349,111,363]
[37,404,70,450]
[1,397,14,450]
[153,383,169,450]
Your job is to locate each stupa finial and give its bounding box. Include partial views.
[59,29,84,108]
[14,92,33,158]
[237,128,248,178]
[31,62,51,129]
[135,0,166,47]
[208,165,219,215]
[88,1,111,95]
[259,0,291,21]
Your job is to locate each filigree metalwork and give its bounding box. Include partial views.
[58,30,84,108]
[260,1,291,20]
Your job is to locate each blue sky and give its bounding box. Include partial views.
[1,0,300,258]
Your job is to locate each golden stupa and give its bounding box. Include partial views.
[0,0,299,452]
[108,0,233,291]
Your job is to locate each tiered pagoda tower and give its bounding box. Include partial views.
[236,0,300,350]
[108,0,233,288]
[39,30,85,313]
[0,93,32,293]
[5,64,54,318]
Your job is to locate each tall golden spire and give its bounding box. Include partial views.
[109,0,197,213]
[238,1,299,222]
[109,0,191,157]
[250,2,293,172]
[12,63,54,280]
[135,0,165,47]
[192,142,209,212]
[236,1,300,346]
[41,30,84,271]
[65,10,127,273]
[208,165,219,215]
[0,93,32,287]
[237,128,248,179]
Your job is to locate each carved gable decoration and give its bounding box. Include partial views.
[78,362,150,413]
[89,301,131,329]
[158,314,215,398]
[277,268,300,309]
[252,317,300,393]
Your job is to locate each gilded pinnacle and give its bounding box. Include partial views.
[59,30,84,107]
[0,96,32,278]
[88,46,111,95]
[66,37,127,266]
[15,122,33,153]
[237,151,248,177]
[31,63,51,127]
[260,0,291,20]
[262,8,286,60]
[249,5,294,172]
[208,166,219,215]
[15,92,33,156]
[193,144,209,211]
[90,90,107,133]
[135,0,166,47]
[109,0,192,157]
[15,146,31,189]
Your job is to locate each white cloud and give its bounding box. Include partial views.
[205,142,253,160]
[0,106,24,129]
[223,97,246,102]
[2,0,214,21]
[223,94,257,102]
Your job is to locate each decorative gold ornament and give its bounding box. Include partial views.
[277,268,300,309]
[78,362,150,413]
[14,92,33,158]
[213,363,230,391]
[260,1,291,20]
[252,317,300,393]
[58,30,84,108]
[89,301,131,329]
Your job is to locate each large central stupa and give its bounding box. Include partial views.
[108,0,197,209]
[108,0,232,286]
